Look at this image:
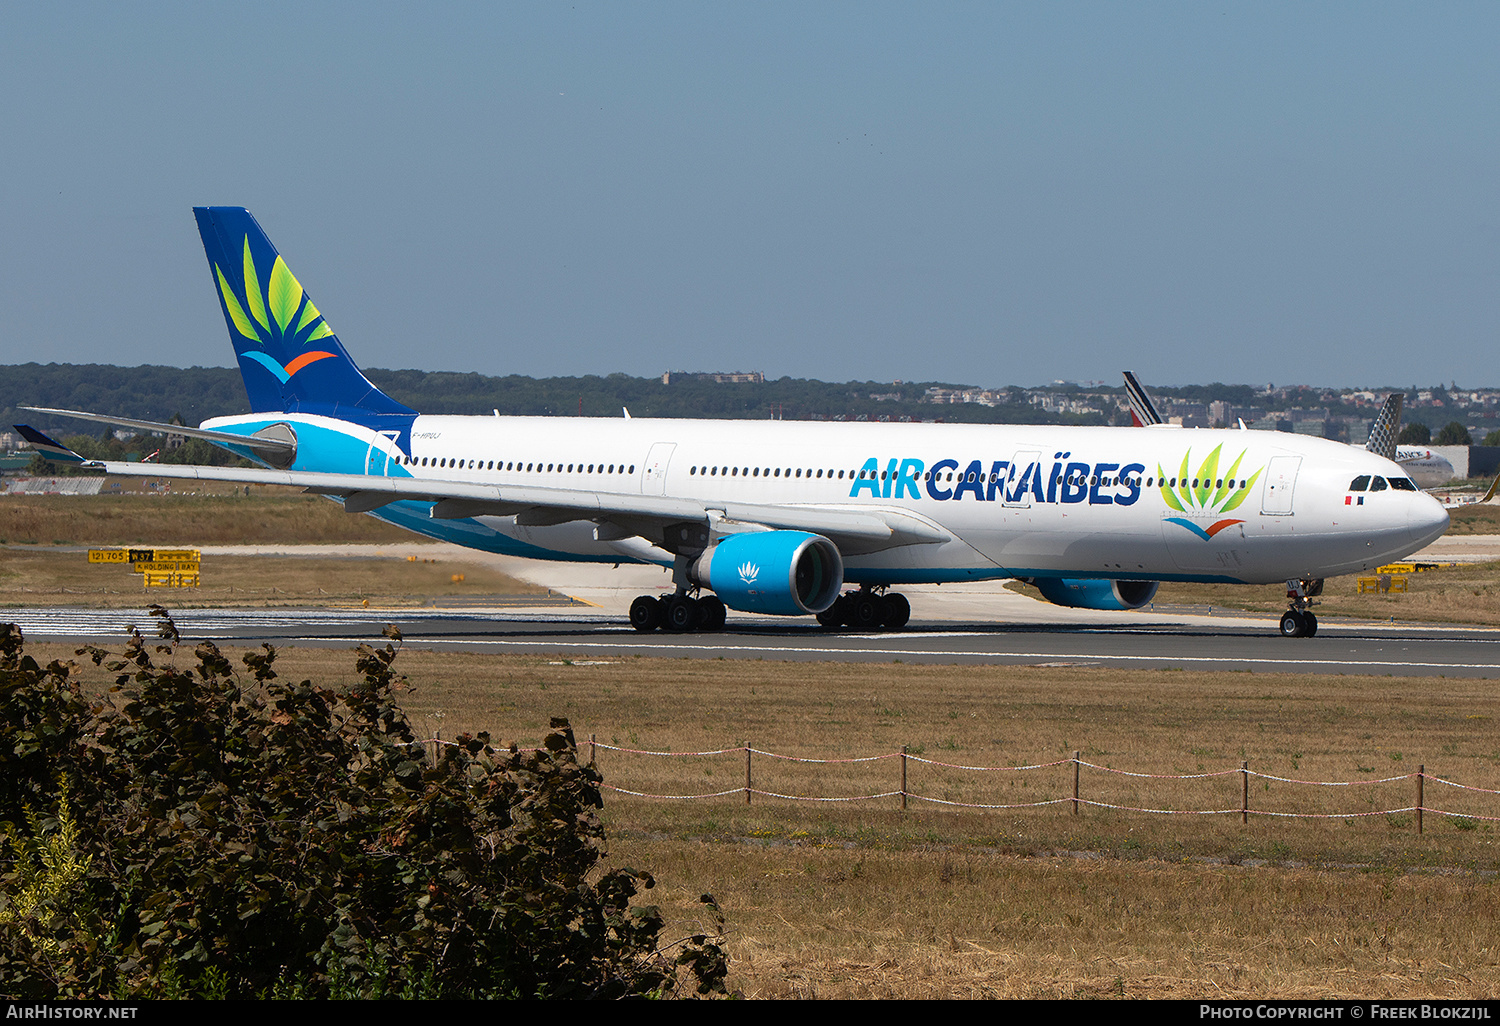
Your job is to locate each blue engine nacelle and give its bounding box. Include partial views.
[690,531,843,615]
[1031,578,1160,611]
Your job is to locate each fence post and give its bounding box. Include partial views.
[1417,765,1424,835]
[1242,761,1249,825]
[1072,751,1080,815]
[901,745,908,811]
[745,744,752,805]
[589,733,596,769]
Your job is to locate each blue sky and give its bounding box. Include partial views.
[2,3,1497,389]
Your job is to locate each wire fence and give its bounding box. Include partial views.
[569,736,1500,832]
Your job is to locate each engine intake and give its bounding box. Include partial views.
[690,531,843,615]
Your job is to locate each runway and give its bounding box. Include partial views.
[6,533,1496,677]
[7,604,1500,677]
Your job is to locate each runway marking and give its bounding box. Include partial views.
[8,610,1500,674]
[299,636,1500,672]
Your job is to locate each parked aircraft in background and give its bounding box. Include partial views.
[1395,447,1457,490]
[1123,375,1457,489]
[18,210,1450,638]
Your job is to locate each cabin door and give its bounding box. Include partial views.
[365,431,401,476]
[1260,456,1301,516]
[642,442,676,494]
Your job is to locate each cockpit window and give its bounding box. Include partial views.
[1388,476,1418,491]
[1369,476,1388,492]
[1349,475,1371,491]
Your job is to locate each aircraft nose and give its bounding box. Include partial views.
[1407,495,1449,548]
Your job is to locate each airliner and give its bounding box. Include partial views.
[1396,448,1457,490]
[18,208,1450,639]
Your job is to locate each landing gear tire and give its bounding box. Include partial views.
[664,595,698,633]
[882,593,911,631]
[817,598,846,630]
[850,593,883,632]
[630,595,663,632]
[698,596,727,632]
[1279,610,1318,638]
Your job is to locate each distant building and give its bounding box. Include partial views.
[661,371,765,385]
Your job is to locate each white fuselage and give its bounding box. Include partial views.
[205,412,1451,587]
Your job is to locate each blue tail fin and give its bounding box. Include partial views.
[194,207,414,419]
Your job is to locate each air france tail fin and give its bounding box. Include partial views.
[193,207,414,419]
[1122,371,1164,427]
[1365,393,1403,461]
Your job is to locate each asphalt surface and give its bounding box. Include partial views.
[6,533,1497,676]
[6,604,1500,677]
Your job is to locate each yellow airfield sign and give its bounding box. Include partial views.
[88,549,202,589]
[88,548,201,564]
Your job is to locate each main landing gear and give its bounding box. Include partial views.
[1280,578,1323,638]
[630,592,727,633]
[817,587,911,632]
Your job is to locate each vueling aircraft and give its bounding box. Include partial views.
[19,208,1450,639]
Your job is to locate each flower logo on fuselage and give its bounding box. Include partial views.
[1159,445,1262,540]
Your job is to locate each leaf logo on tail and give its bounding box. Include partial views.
[215,236,338,382]
[1159,445,1263,540]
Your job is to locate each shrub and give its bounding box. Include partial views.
[0,614,728,998]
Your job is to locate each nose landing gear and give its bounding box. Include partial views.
[1280,578,1323,638]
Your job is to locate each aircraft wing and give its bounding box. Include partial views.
[16,427,945,555]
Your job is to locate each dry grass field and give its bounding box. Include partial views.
[15,639,1500,999]
[1445,502,1500,535]
[0,484,411,546]
[0,484,556,606]
[1145,559,1500,626]
[0,549,547,607]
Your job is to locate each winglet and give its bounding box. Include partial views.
[1365,393,1403,461]
[1122,371,1164,427]
[13,424,89,464]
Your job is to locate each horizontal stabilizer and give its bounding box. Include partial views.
[21,407,296,455]
[12,424,86,463]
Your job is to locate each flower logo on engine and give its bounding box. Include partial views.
[737,561,760,585]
